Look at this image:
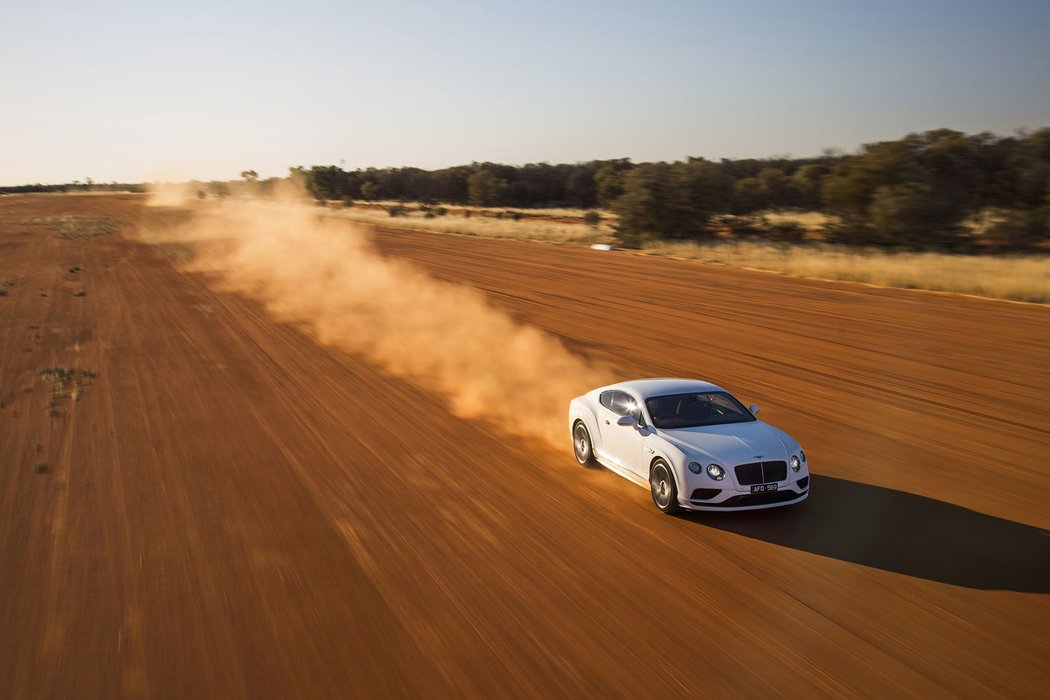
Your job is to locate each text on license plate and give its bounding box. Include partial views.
[751,483,778,493]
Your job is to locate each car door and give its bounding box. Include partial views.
[596,390,644,475]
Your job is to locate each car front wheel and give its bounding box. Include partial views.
[649,459,680,514]
[572,421,595,465]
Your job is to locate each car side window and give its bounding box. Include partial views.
[609,392,631,416]
[600,391,647,427]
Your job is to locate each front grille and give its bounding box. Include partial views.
[707,489,805,508]
[734,461,787,485]
[690,488,722,501]
[796,476,809,490]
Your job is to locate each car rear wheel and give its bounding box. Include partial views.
[649,459,680,514]
[572,421,595,465]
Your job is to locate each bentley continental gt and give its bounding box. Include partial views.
[568,378,810,513]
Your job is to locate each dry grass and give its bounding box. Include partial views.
[349,200,615,220]
[334,207,616,245]
[332,204,1049,304]
[758,210,837,231]
[644,240,1050,303]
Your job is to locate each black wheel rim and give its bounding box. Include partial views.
[573,424,590,462]
[651,464,672,508]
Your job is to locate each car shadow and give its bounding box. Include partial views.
[684,475,1050,592]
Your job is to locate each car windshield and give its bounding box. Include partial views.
[644,391,756,429]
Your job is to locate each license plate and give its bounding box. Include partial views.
[750,483,778,493]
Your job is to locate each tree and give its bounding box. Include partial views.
[595,159,632,207]
[828,182,965,249]
[790,164,828,210]
[732,177,765,213]
[987,208,1050,249]
[304,166,346,201]
[565,167,598,209]
[360,182,379,201]
[612,160,727,244]
[240,170,258,182]
[757,167,790,207]
[467,169,508,206]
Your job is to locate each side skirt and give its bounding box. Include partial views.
[593,449,649,489]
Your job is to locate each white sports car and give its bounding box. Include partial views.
[568,378,810,513]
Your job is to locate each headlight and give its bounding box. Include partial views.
[688,461,702,474]
[707,464,726,480]
[790,455,801,472]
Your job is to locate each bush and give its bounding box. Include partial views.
[583,210,601,227]
[387,205,407,217]
[341,196,354,208]
[725,215,764,238]
[986,208,1050,249]
[824,217,882,246]
[435,207,448,216]
[613,160,729,243]
[765,221,805,243]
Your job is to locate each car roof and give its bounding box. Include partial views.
[602,378,726,399]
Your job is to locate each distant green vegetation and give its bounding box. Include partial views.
[284,128,1050,252]
[0,181,143,194]
[6,127,1047,252]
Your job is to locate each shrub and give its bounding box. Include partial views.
[387,205,407,217]
[765,221,805,243]
[986,208,1050,249]
[583,210,601,227]
[726,215,764,238]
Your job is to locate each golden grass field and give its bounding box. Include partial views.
[336,205,617,245]
[643,240,1050,304]
[334,205,1050,304]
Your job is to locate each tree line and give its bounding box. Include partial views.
[6,127,1047,251]
[0,181,145,194]
[288,128,1049,250]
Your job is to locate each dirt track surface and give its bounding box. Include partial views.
[2,194,1048,698]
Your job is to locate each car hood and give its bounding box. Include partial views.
[658,421,794,465]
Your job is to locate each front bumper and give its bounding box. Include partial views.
[680,474,810,512]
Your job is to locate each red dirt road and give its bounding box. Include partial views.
[2,195,1048,698]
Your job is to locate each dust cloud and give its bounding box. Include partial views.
[143,196,613,448]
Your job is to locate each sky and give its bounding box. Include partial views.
[2,0,1049,184]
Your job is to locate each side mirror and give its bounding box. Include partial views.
[748,403,760,416]
[616,414,637,427]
